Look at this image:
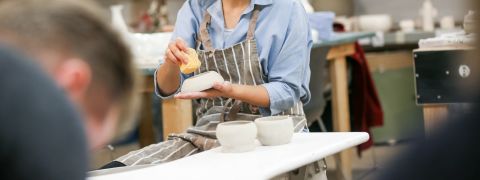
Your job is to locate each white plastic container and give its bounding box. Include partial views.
[464,11,477,34]
[419,0,438,32]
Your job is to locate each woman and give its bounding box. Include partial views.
[105,0,312,167]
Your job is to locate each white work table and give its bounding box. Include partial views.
[89,132,369,180]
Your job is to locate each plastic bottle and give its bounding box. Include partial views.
[419,0,438,32]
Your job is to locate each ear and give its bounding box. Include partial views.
[54,59,92,103]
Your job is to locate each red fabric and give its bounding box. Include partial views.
[334,24,384,155]
[350,43,384,155]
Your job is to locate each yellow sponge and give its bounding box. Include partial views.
[180,48,201,74]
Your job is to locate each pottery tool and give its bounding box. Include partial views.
[180,48,201,74]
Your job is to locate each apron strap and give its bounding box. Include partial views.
[198,5,264,121]
[199,12,215,53]
[246,5,261,41]
[198,5,262,51]
[220,99,243,123]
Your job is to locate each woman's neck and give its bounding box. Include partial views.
[222,0,250,10]
[221,0,251,29]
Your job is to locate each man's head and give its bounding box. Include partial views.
[0,0,139,150]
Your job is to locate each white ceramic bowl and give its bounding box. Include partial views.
[254,116,294,146]
[358,14,393,32]
[181,71,225,93]
[216,121,257,153]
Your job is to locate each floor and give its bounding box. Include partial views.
[326,143,411,180]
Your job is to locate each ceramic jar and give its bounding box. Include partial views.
[254,116,294,146]
[216,121,257,153]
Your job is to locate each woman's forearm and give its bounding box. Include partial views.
[156,62,181,96]
[228,84,270,108]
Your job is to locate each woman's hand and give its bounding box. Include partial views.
[174,82,270,108]
[156,37,189,96]
[175,82,234,99]
[165,37,189,66]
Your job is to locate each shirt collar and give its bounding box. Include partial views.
[207,0,272,17]
[243,0,272,15]
[253,0,273,6]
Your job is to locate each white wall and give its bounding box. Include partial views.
[143,0,471,24]
[166,0,186,24]
[354,0,470,22]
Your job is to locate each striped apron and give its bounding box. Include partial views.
[115,5,307,166]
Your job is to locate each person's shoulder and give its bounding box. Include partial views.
[268,0,304,14]
[266,0,306,20]
[270,0,302,8]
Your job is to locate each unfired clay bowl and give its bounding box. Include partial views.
[254,116,294,146]
[181,71,225,93]
[216,121,257,153]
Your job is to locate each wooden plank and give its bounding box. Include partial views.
[139,75,193,146]
[142,75,154,93]
[365,51,413,72]
[423,105,449,136]
[329,54,352,180]
[161,99,193,140]
[327,43,355,60]
[138,75,156,147]
[139,92,156,147]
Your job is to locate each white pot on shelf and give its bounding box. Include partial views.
[464,11,477,34]
[358,14,393,32]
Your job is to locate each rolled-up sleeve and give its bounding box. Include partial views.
[154,64,188,99]
[260,2,312,115]
[154,0,199,99]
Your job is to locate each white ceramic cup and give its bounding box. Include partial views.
[440,16,455,30]
[399,20,416,33]
[254,116,294,146]
[216,121,257,153]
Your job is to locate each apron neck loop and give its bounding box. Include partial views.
[246,5,261,41]
[199,12,215,52]
[220,99,243,122]
[198,5,262,50]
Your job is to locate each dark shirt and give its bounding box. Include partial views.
[0,46,88,180]
[378,105,480,180]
